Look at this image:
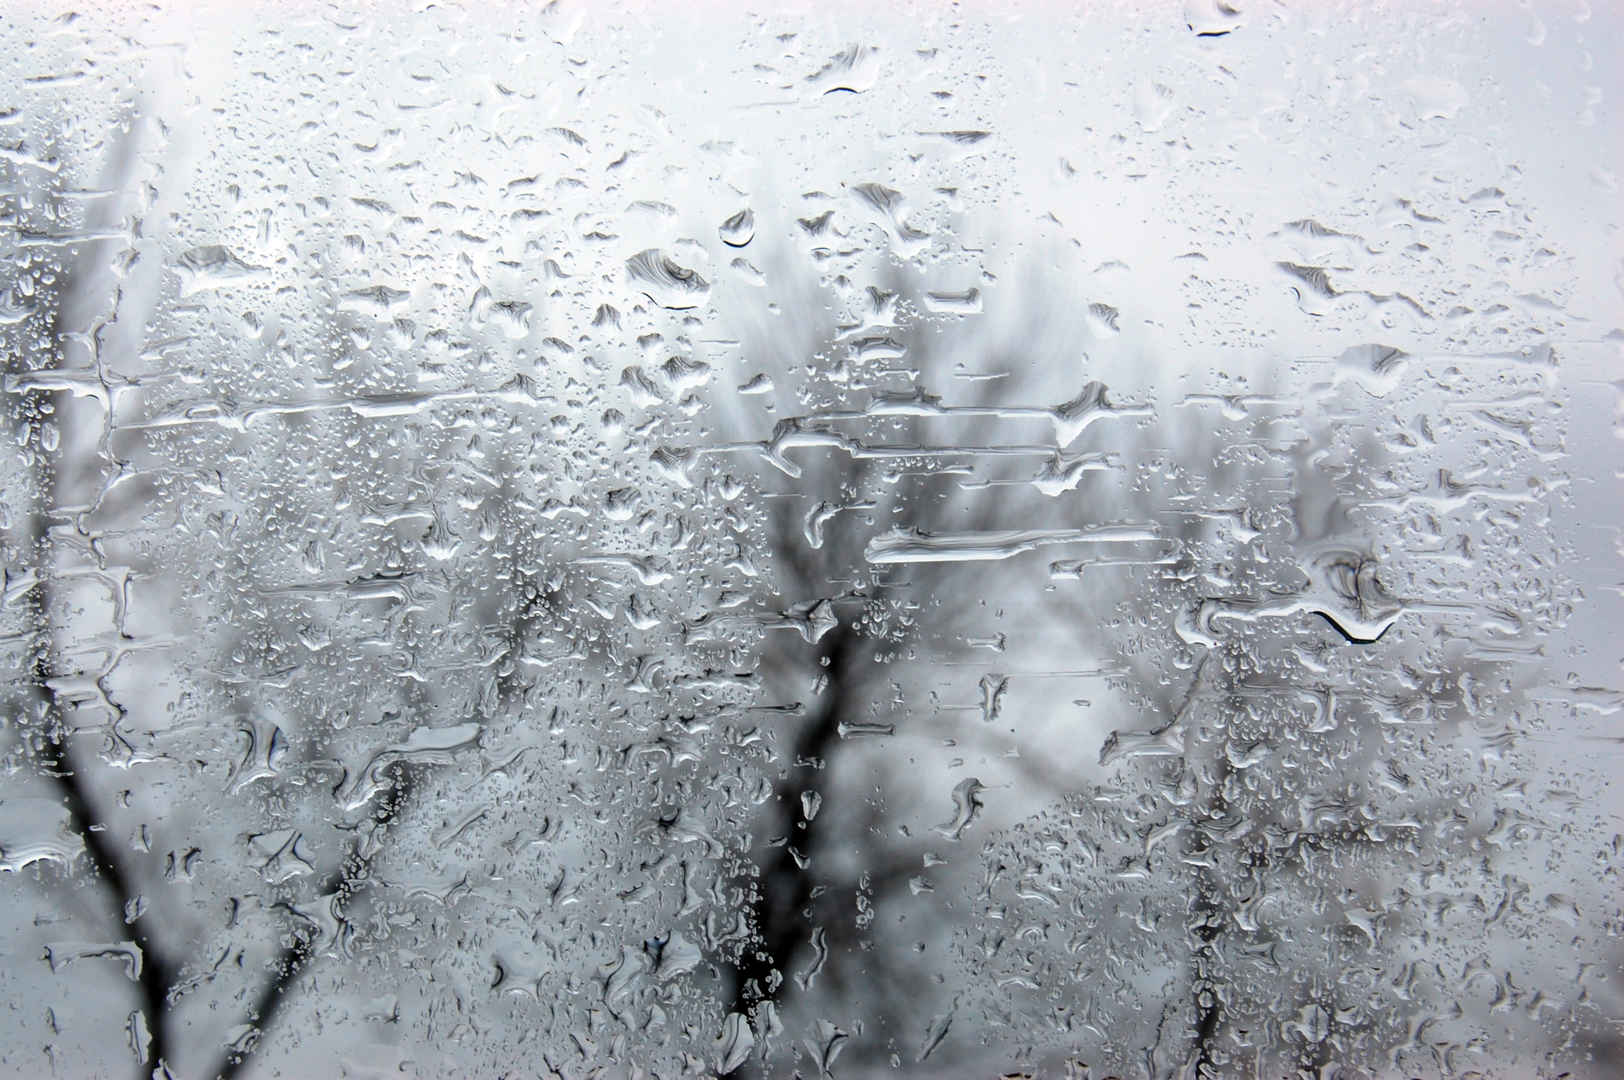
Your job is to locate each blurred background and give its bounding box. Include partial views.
[1,2,1621,1077]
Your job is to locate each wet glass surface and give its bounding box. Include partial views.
[2,3,1621,1077]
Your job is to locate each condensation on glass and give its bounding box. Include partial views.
[2,3,1620,1078]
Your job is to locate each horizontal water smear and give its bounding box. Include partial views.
[864,525,1160,564]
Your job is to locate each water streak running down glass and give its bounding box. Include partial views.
[1,2,1621,1078]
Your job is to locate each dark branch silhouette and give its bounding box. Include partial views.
[729,622,864,1023]
[209,767,413,1080]
[29,635,178,1076]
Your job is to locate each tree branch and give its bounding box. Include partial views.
[208,768,412,1080]
[31,673,179,1078]
[729,623,865,1029]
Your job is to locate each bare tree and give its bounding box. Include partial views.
[956,349,1619,1078]
[691,240,1158,1073]
[0,110,577,1080]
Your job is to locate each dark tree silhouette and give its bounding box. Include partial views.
[1,116,531,1080]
